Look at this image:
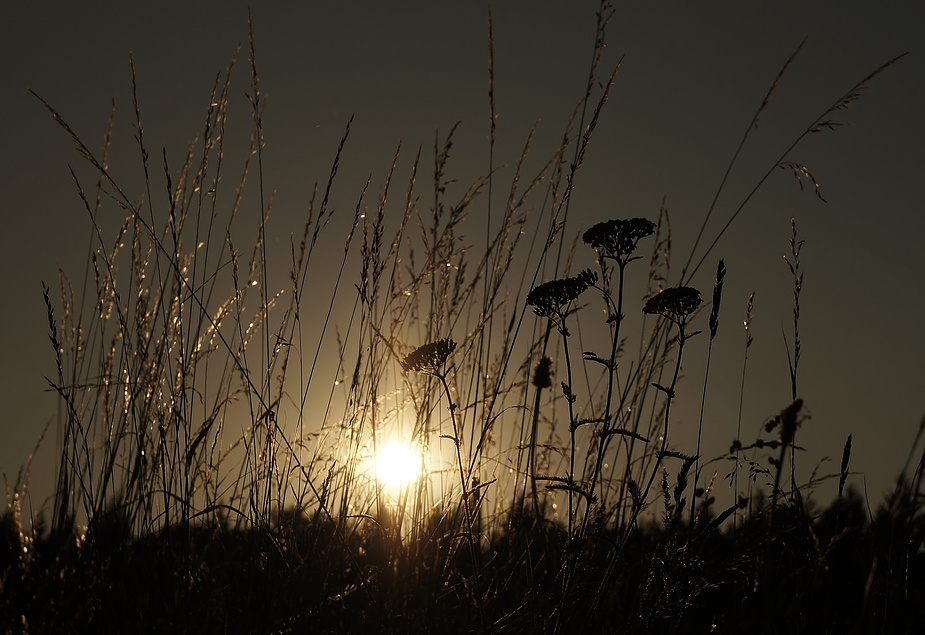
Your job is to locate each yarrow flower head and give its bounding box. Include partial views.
[583,218,657,263]
[526,269,598,320]
[643,286,702,327]
[401,338,457,375]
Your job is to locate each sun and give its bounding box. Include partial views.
[373,442,423,490]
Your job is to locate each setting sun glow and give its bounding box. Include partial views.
[373,442,423,489]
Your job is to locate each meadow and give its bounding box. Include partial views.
[2,4,923,633]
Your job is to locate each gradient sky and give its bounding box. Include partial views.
[2,0,923,512]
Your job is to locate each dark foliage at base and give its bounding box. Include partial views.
[2,486,922,634]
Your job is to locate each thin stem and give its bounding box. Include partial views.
[437,372,485,629]
[690,339,714,528]
[560,319,578,540]
[580,259,627,537]
[733,292,754,534]
[586,321,690,626]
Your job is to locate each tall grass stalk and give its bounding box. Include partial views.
[691,259,726,527]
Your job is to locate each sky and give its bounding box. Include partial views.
[2,0,923,515]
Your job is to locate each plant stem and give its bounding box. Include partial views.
[437,372,485,629]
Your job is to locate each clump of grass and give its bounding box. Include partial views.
[2,3,922,633]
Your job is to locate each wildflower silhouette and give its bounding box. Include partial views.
[402,336,483,610]
[578,218,658,528]
[527,269,598,545]
[643,286,702,330]
[401,338,457,376]
[527,269,597,334]
[582,217,656,266]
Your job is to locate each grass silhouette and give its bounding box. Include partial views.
[2,4,922,633]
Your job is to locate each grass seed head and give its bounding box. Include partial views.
[531,356,553,389]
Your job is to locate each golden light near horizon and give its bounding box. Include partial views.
[372,441,424,492]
